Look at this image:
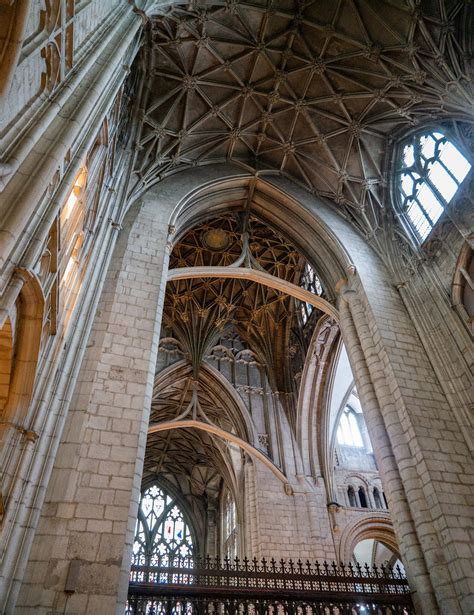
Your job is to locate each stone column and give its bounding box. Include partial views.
[338,291,437,615]
[339,271,474,614]
[18,196,171,614]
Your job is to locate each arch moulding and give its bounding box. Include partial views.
[158,170,353,296]
[148,420,289,490]
[338,513,400,563]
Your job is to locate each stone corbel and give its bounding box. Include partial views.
[109,218,123,231]
[0,421,39,443]
[327,501,341,531]
[335,263,358,299]
[128,0,149,25]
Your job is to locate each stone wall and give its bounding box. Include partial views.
[18,197,171,614]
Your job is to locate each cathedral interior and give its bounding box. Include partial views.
[0,1,472,614]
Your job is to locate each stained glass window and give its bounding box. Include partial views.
[299,263,323,324]
[132,484,194,568]
[398,131,471,240]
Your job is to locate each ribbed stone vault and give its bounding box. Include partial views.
[133,0,473,234]
[144,212,320,511]
[163,212,317,396]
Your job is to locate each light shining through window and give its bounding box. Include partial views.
[299,263,323,324]
[337,406,363,448]
[222,491,237,559]
[132,484,194,568]
[398,131,471,240]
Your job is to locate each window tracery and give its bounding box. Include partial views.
[337,406,364,448]
[132,484,194,567]
[299,263,323,324]
[397,130,471,240]
[222,490,237,559]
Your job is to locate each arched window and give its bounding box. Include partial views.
[132,484,194,567]
[347,486,357,508]
[299,263,323,324]
[222,490,237,559]
[373,487,383,509]
[337,406,364,448]
[358,487,368,508]
[397,130,471,240]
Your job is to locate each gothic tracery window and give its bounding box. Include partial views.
[132,484,194,567]
[299,263,323,324]
[222,490,237,559]
[398,130,471,240]
[337,406,363,448]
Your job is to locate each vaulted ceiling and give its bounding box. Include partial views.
[132,0,473,235]
[163,212,315,394]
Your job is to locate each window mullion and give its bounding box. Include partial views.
[424,177,448,214]
[413,195,435,229]
[399,130,471,241]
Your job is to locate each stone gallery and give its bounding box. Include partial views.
[0,1,472,614]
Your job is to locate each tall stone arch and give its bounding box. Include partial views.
[338,514,401,563]
[16,164,473,614]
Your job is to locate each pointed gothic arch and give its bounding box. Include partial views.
[295,314,341,485]
[132,482,196,567]
[121,166,458,611]
[153,360,257,447]
[0,270,44,428]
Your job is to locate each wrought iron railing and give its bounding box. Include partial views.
[127,557,414,614]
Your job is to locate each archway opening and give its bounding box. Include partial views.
[134,206,336,569]
[353,538,404,574]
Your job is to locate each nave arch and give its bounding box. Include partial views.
[338,514,401,565]
[132,164,453,613]
[15,164,467,614]
[149,360,289,487]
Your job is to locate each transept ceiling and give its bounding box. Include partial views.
[145,213,320,506]
[163,212,316,390]
[133,0,473,235]
[137,0,472,523]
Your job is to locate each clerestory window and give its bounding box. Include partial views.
[132,484,194,567]
[222,490,238,559]
[299,263,323,324]
[337,406,363,448]
[397,130,471,241]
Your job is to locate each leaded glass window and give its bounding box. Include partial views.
[337,406,363,448]
[398,131,471,240]
[299,263,323,324]
[222,490,237,559]
[132,484,194,567]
